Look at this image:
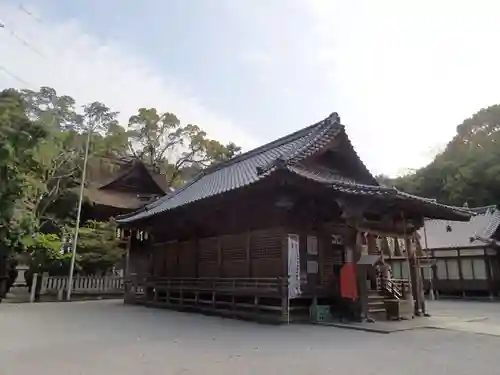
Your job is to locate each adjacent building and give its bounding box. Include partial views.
[84,157,171,221]
[421,206,499,298]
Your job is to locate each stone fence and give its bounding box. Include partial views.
[30,273,124,302]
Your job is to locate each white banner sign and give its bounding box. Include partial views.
[287,234,301,299]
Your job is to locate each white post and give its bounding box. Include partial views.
[287,294,290,325]
[29,273,38,303]
[40,273,49,294]
[67,128,92,301]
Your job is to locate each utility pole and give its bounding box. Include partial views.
[66,128,91,300]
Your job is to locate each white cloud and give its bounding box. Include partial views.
[0,3,257,150]
[5,2,500,177]
[240,49,274,68]
[300,0,500,176]
[231,0,500,176]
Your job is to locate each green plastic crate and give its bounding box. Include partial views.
[310,305,332,322]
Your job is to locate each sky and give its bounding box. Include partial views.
[2,1,500,177]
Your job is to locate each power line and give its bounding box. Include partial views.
[0,65,32,86]
[0,18,46,58]
[0,5,48,86]
[18,4,42,24]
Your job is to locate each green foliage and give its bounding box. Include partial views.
[23,233,71,275]
[6,87,242,230]
[1,85,241,278]
[72,220,123,275]
[390,104,500,207]
[0,89,47,256]
[24,221,122,276]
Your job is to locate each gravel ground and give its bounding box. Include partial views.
[1,300,499,375]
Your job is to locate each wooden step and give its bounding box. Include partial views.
[368,307,385,313]
[368,295,385,302]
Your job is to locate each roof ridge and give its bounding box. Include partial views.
[201,117,328,175]
[255,112,342,175]
[284,113,341,164]
[98,163,137,190]
[98,160,166,193]
[470,205,498,214]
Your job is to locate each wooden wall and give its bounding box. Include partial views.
[198,237,218,277]
[129,247,152,275]
[151,227,285,279]
[250,229,283,277]
[317,225,345,298]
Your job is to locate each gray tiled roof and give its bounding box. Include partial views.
[418,206,500,249]
[285,165,474,221]
[118,113,353,223]
[97,159,170,193]
[117,112,474,224]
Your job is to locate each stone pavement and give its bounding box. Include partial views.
[432,319,500,336]
[2,299,500,375]
[428,300,500,337]
[316,315,487,334]
[319,300,500,336]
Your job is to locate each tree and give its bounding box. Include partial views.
[24,221,122,277]
[76,101,122,181]
[20,86,79,131]
[23,233,71,276]
[73,220,123,275]
[128,107,241,188]
[127,108,180,166]
[393,104,500,207]
[23,96,124,231]
[0,89,47,299]
[0,85,242,288]
[25,130,81,230]
[375,174,394,187]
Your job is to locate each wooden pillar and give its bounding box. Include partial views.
[495,252,500,297]
[281,229,289,323]
[194,237,199,278]
[409,238,424,315]
[306,232,319,298]
[353,228,368,320]
[457,249,466,298]
[401,214,415,317]
[217,236,222,277]
[318,230,325,289]
[484,248,494,299]
[246,230,251,277]
[123,230,133,299]
[125,229,132,278]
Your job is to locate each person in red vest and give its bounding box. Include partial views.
[340,262,358,300]
[339,262,361,321]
